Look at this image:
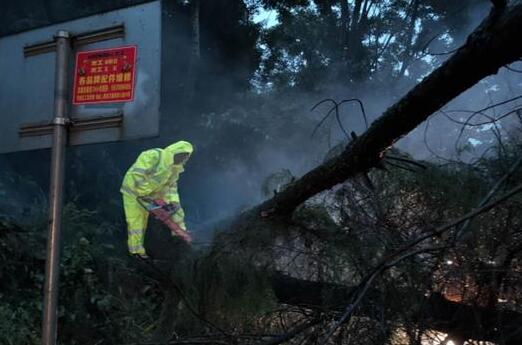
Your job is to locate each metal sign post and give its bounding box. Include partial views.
[0,3,162,343]
[42,30,71,345]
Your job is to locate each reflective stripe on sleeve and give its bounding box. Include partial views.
[121,185,137,196]
[131,167,149,174]
[151,175,164,184]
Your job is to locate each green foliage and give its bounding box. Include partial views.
[0,200,158,345]
[0,218,43,345]
[0,303,40,345]
[196,250,277,328]
[254,0,487,90]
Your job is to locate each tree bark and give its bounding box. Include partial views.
[248,1,522,218]
[339,0,350,50]
[350,0,363,34]
[398,0,421,77]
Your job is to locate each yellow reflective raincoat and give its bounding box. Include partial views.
[120,141,193,255]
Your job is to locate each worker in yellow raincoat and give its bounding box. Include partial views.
[120,141,193,258]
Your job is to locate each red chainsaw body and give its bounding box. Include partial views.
[144,199,192,243]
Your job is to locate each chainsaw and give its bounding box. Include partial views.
[138,197,192,243]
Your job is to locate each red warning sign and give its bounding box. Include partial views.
[72,45,137,105]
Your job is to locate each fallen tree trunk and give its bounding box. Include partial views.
[271,273,522,344]
[251,1,522,217]
[162,3,522,343]
[221,3,522,340]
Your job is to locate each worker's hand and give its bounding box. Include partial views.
[166,201,179,208]
[162,202,179,215]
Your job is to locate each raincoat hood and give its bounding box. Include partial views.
[164,141,193,166]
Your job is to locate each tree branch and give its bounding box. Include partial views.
[456,155,522,240]
[271,273,522,344]
[252,1,522,217]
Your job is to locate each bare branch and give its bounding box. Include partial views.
[319,181,522,344]
[385,155,428,170]
[455,154,522,240]
[261,318,321,345]
[254,2,522,217]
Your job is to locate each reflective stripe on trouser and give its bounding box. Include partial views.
[122,193,149,254]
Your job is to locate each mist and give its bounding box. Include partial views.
[2,0,521,238]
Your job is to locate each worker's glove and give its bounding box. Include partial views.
[145,199,179,215]
[162,202,179,215]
